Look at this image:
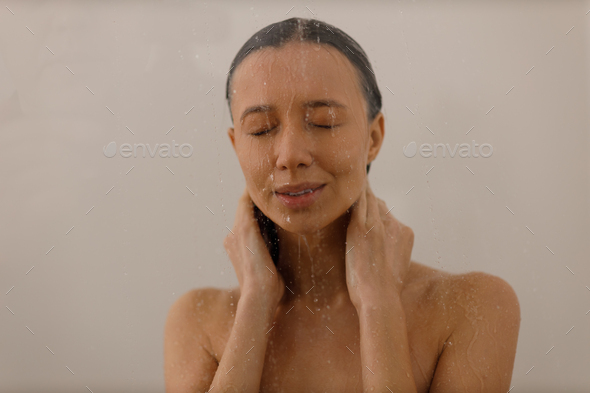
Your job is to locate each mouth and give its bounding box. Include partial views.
[276,185,323,196]
[275,184,326,209]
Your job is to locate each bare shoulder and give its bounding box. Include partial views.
[164,287,239,393]
[403,260,521,345]
[405,260,520,320]
[401,260,454,304]
[408,263,522,391]
[164,287,223,365]
[442,266,521,325]
[165,286,238,340]
[404,261,521,391]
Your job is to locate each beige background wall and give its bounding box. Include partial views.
[1,1,589,392]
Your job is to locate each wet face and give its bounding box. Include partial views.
[228,40,384,235]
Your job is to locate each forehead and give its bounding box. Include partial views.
[230,41,364,113]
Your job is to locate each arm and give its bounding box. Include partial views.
[164,288,278,393]
[429,272,521,393]
[164,288,219,393]
[345,181,418,392]
[209,186,285,392]
[208,289,277,392]
[358,291,417,393]
[164,188,284,392]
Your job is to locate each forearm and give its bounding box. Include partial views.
[358,291,417,393]
[210,291,275,392]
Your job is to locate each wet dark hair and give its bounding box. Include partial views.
[225,17,382,176]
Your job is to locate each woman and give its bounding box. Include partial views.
[164,17,520,393]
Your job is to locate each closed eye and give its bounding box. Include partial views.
[251,124,339,136]
[252,127,275,136]
[313,124,337,129]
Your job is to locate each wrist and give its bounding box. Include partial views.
[354,286,403,314]
[243,275,283,302]
[240,286,281,312]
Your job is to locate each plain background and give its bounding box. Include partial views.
[1,1,589,392]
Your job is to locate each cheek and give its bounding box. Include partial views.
[238,145,268,180]
[327,137,366,178]
[238,153,275,210]
[326,140,366,206]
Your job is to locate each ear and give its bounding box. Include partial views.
[228,127,236,151]
[367,112,385,165]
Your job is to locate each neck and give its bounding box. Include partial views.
[274,210,353,308]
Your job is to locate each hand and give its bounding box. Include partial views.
[224,188,286,307]
[345,178,414,310]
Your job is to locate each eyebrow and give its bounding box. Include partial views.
[240,99,347,122]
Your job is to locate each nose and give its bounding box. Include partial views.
[274,120,314,171]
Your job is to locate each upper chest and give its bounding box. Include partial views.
[209,283,452,393]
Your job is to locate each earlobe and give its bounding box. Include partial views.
[228,127,236,150]
[367,112,385,164]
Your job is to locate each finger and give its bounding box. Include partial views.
[236,188,250,218]
[349,180,368,238]
[377,198,395,221]
[236,189,274,263]
[376,198,387,221]
[364,179,371,224]
[396,224,415,265]
[365,182,381,232]
[226,188,250,250]
[236,187,256,230]
[376,197,397,222]
[374,198,401,241]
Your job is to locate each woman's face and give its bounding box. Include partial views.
[228,40,384,235]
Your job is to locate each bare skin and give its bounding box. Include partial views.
[164,40,520,392]
[165,261,520,392]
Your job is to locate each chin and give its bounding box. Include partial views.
[276,217,325,236]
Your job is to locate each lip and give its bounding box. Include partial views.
[275,182,325,194]
[275,184,325,209]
